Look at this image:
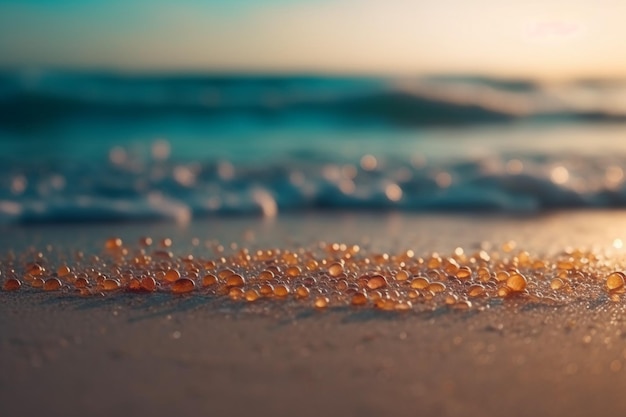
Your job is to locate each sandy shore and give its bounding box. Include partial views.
[3,212,626,417]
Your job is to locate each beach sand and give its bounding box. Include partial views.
[3,211,626,417]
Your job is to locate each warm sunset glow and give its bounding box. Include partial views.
[0,0,625,80]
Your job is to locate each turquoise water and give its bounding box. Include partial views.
[1,71,626,223]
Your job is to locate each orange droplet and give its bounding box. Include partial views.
[314,296,329,309]
[351,292,368,306]
[141,276,157,292]
[606,272,625,291]
[3,278,21,291]
[506,273,527,292]
[328,262,344,277]
[366,275,387,290]
[164,269,180,282]
[44,278,62,291]
[225,274,245,288]
[172,278,195,294]
[102,279,121,291]
[105,237,123,250]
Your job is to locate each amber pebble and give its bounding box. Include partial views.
[244,289,260,302]
[428,282,446,293]
[426,270,443,280]
[160,238,172,248]
[506,273,527,292]
[467,284,485,297]
[476,267,491,282]
[495,271,509,282]
[27,263,44,276]
[139,236,153,246]
[229,287,244,300]
[3,278,21,291]
[373,253,389,264]
[226,274,245,288]
[172,278,195,294]
[44,278,62,291]
[57,265,71,277]
[164,269,180,282]
[351,292,368,306]
[258,270,274,281]
[74,277,88,288]
[366,275,387,290]
[274,284,290,297]
[141,276,157,292]
[218,268,235,279]
[259,283,275,296]
[314,296,329,309]
[286,266,301,277]
[295,286,310,299]
[375,298,396,311]
[497,287,511,297]
[334,279,348,291]
[369,290,383,301]
[517,251,531,265]
[282,252,299,264]
[355,275,369,288]
[395,270,410,281]
[202,274,218,287]
[128,278,141,291]
[456,266,472,280]
[550,278,565,290]
[263,264,279,274]
[427,255,441,269]
[105,237,123,250]
[306,259,319,271]
[342,287,355,296]
[445,294,458,305]
[410,277,430,289]
[444,258,460,274]
[103,279,121,291]
[328,262,344,277]
[606,272,625,291]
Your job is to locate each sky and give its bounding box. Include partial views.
[1,0,625,80]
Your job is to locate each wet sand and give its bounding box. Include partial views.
[3,212,626,417]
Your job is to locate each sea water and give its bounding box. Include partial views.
[1,70,626,224]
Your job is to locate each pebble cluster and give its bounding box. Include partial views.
[1,237,625,311]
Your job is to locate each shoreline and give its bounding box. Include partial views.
[3,291,626,417]
[4,211,626,416]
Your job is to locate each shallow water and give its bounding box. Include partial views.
[2,71,626,224]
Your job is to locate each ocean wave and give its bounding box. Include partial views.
[1,151,625,224]
[1,71,625,130]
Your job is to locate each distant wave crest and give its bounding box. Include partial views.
[1,71,625,129]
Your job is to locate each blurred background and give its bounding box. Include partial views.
[1,0,626,223]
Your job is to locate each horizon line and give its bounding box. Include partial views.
[2,66,625,84]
